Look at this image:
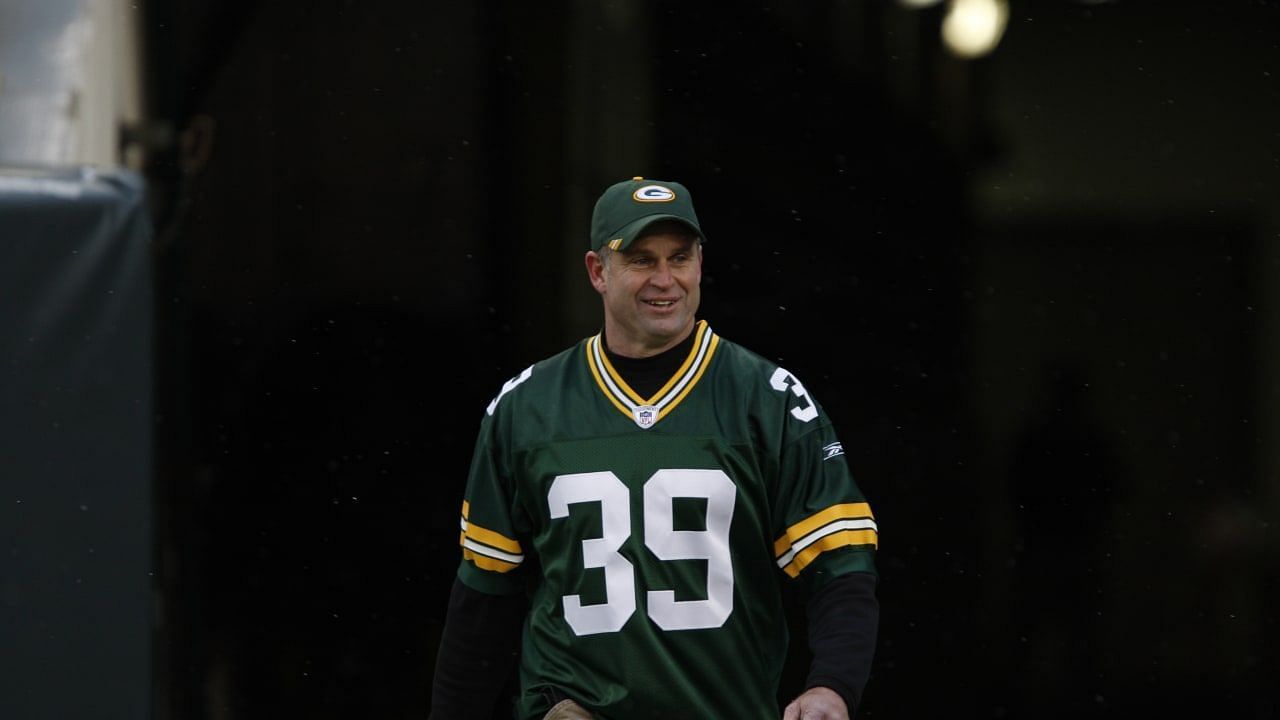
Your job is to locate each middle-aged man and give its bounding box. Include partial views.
[431,177,880,720]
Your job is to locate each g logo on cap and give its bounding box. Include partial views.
[633,185,676,202]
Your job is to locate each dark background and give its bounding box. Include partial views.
[137,1,1278,718]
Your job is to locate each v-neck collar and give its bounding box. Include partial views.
[584,320,720,429]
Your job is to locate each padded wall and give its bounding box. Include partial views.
[1,168,153,720]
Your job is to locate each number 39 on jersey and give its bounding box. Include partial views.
[550,468,736,636]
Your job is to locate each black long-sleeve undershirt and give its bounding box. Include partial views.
[802,571,879,713]
[429,572,878,718]
[430,579,525,720]
[431,328,878,718]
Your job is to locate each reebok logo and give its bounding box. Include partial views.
[822,442,845,461]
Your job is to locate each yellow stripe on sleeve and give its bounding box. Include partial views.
[779,529,879,578]
[459,499,523,555]
[464,520,523,554]
[463,548,521,573]
[774,502,875,556]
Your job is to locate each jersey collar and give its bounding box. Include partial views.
[585,320,720,429]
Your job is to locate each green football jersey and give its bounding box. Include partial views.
[456,320,878,720]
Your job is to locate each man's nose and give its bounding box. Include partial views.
[650,261,674,287]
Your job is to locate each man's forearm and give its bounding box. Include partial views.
[804,572,879,715]
[429,577,526,719]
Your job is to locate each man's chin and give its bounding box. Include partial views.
[641,318,693,345]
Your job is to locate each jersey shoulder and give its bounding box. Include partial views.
[482,338,588,418]
[709,334,832,431]
[709,335,784,379]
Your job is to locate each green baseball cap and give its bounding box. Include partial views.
[589,177,706,251]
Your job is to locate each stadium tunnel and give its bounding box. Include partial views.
[2,1,1277,718]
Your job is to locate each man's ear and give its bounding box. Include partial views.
[585,251,608,294]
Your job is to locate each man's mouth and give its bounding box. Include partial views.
[644,299,677,307]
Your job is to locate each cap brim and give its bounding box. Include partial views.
[608,214,704,251]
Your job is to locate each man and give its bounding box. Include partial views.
[431,177,879,720]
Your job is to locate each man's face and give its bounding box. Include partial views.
[586,229,702,358]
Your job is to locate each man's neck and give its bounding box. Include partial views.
[602,322,696,360]
[601,323,700,399]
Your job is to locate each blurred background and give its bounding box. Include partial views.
[2,0,1277,718]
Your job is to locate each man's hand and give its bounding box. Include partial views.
[782,686,849,720]
[543,698,593,719]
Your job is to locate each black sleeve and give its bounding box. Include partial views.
[429,577,527,720]
[804,571,880,716]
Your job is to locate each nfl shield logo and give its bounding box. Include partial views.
[633,405,658,429]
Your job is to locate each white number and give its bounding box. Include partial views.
[548,469,737,635]
[486,365,533,415]
[547,472,636,636]
[644,469,736,630]
[770,367,818,422]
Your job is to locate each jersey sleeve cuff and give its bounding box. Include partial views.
[457,559,525,596]
[794,547,877,595]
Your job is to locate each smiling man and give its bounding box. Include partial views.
[430,178,880,720]
[587,220,700,356]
